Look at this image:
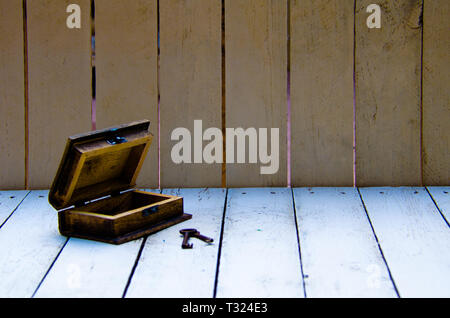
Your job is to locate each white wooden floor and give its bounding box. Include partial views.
[0,187,449,298]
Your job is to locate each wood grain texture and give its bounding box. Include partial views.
[293,188,396,297]
[27,0,92,189]
[359,187,450,297]
[160,0,222,188]
[126,188,226,298]
[225,0,287,187]
[290,0,354,186]
[422,0,450,185]
[95,0,158,188]
[0,191,29,227]
[216,188,304,297]
[355,0,422,186]
[0,191,67,297]
[0,0,25,189]
[426,187,450,225]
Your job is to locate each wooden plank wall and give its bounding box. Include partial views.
[27,0,92,189]
[225,0,287,187]
[290,0,354,186]
[159,0,222,188]
[355,0,422,186]
[0,0,448,189]
[95,0,158,188]
[422,0,450,185]
[0,0,25,189]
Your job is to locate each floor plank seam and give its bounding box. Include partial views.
[122,236,148,298]
[356,188,401,298]
[213,188,228,298]
[31,237,70,298]
[0,190,31,230]
[122,188,163,298]
[291,188,307,298]
[425,186,450,228]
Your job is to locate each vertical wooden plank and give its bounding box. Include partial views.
[290,0,354,187]
[293,188,396,297]
[160,0,222,188]
[355,0,422,186]
[427,187,450,224]
[216,188,304,297]
[126,188,226,298]
[225,0,287,187]
[422,0,449,185]
[27,0,92,189]
[0,191,29,226]
[0,0,25,189]
[0,191,67,297]
[359,187,450,297]
[96,0,158,188]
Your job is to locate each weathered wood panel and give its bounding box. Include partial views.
[160,0,222,188]
[291,0,354,186]
[27,0,92,189]
[0,191,67,297]
[0,0,25,189]
[355,0,422,186]
[293,188,396,297]
[422,0,450,185]
[126,188,226,297]
[225,0,287,187]
[216,188,304,297]
[359,187,450,297]
[95,0,158,188]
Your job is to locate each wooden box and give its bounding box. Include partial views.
[49,120,191,244]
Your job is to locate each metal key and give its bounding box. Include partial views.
[180,229,197,249]
[192,231,214,243]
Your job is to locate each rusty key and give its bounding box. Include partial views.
[180,229,197,249]
[192,231,214,244]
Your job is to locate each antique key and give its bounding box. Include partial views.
[180,229,214,249]
[192,231,214,243]
[180,229,197,249]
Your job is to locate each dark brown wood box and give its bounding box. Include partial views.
[49,120,191,244]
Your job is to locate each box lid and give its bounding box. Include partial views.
[49,120,153,210]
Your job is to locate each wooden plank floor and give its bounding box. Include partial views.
[0,187,448,298]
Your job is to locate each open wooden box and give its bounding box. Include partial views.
[49,120,191,244]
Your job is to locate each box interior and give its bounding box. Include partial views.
[73,191,169,216]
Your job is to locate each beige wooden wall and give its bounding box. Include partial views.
[0,0,448,189]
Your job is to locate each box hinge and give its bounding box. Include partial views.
[106,135,127,145]
[106,128,128,145]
